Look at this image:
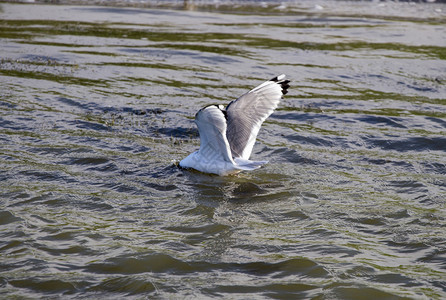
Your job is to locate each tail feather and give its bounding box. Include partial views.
[234,158,268,171]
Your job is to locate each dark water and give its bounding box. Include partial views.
[1,1,446,299]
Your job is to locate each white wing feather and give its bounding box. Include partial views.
[195,105,234,164]
[226,74,289,160]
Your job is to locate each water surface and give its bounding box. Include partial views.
[1,1,446,299]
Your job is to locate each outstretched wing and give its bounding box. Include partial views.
[195,105,234,163]
[226,74,290,160]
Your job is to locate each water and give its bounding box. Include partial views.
[1,1,445,298]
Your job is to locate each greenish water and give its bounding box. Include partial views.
[1,1,445,299]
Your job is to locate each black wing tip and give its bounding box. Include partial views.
[270,74,290,95]
[281,80,290,95]
[270,74,285,82]
[197,104,228,120]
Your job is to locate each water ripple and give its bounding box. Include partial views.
[1,1,445,299]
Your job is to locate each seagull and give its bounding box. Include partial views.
[180,74,290,176]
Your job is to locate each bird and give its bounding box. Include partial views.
[179,74,290,176]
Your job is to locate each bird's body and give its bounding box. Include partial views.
[180,74,290,176]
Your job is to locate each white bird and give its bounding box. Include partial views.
[180,74,290,176]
